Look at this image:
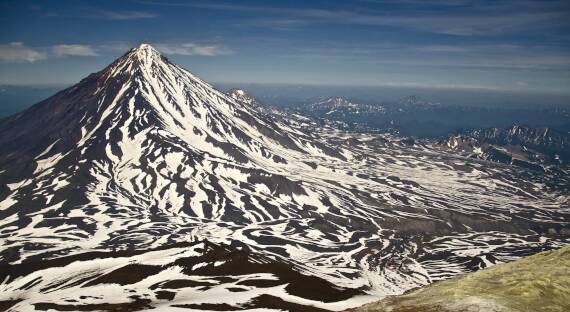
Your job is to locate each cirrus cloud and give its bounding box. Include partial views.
[154,42,232,56]
[0,42,47,63]
[95,10,158,20]
[53,44,98,56]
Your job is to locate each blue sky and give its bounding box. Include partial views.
[0,0,569,94]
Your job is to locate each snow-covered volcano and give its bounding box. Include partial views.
[0,44,568,311]
[0,43,347,236]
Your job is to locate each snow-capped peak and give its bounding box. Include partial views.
[136,43,158,52]
[397,95,439,107]
[109,43,166,74]
[131,43,163,59]
[227,88,258,106]
[313,96,355,108]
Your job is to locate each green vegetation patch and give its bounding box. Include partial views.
[352,245,570,312]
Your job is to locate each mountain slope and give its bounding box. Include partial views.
[0,44,569,310]
[350,245,570,312]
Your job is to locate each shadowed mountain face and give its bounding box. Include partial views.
[0,240,365,311]
[0,45,569,310]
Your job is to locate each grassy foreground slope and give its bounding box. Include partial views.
[350,245,570,312]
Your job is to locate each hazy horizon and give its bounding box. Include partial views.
[2,80,570,119]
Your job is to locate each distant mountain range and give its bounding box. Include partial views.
[437,125,570,172]
[290,95,570,137]
[305,96,386,115]
[238,91,569,172]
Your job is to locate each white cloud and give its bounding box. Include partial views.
[96,10,158,20]
[0,42,47,63]
[157,1,566,36]
[0,41,231,63]
[420,45,470,53]
[154,43,232,56]
[53,44,98,57]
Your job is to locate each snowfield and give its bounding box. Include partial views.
[0,44,568,311]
